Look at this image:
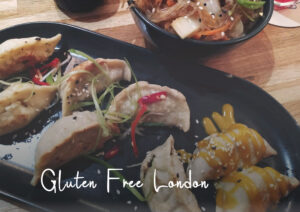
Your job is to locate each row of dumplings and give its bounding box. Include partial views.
[0,34,298,212]
[140,105,299,212]
[0,35,192,190]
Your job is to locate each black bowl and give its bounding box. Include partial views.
[129,0,274,56]
[55,0,101,12]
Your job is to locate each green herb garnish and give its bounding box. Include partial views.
[91,76,110,137]
[237,0,265,10]
[69,49,110,80]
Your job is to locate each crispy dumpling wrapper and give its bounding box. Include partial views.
[60,58,131,116]
[0,82,57,136]
[31,111,119,186]
[141,135,201,212]
[188,123,277,181]
[215,166,299,212]
[0,34,61,79]
[107,81,190,132]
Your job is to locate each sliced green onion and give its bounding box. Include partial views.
[241,7,255,21]
[52,69,93,86]
[69,49,110,80]
[70,83,122,112]
[7,76,30,83]
[0,80,13,86]
[124,58,141,113]
[84,155,146,202]
[106,111,132,123]
[124,58,141,99]
[24,82,36,102]
[91,76,110,137]
[70,101,94,111]
[237,0,265,9]
[228,3,237,16]
[46,73,55,85]
[98,83,117,105]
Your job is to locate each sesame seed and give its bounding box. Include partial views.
[116,189,121,195]
[230,16,234,21]
[201,206,206,211]
[196,2,201,6]
[199,6,204,10]
[195,119,200,124]
[97,169,101,174]
[134,206,138,211]
[194,135,199,138]
[221,32,225,37]
[127,200,132,205]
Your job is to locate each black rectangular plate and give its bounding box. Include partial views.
[0,22,300,212]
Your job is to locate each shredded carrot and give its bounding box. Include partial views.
[166,0,176,7]
[192,20,232,39]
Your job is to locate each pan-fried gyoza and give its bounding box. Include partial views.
[215,166,299,212]
[186,104,277,181]
[107,81,190,132]
[0,82,57,136]
[31,111,119,185]
[0,34,61,79]
[60,58,131,116]
[141,135,201,212]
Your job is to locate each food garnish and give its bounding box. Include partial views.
[131,91,167,157]
[29,57,60,86]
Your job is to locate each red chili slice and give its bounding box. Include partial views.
[40,58,60,75]
[138,91,167,104]
[30,68,49,86]
[131,102,147,157]
[130,91,168,157]
[32,77,49,86]
[29,57,60,86]
[104,145,120,160]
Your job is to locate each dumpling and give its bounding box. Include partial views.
[31,111,119,186]
[0,34,61,79]
[187,123,277,181]
[215,166,299,212]
[107,81,190,132]
[60,58,131,116]
[141,135,201,212]
[0,82,57,136]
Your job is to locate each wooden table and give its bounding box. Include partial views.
[0,0,300,210]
